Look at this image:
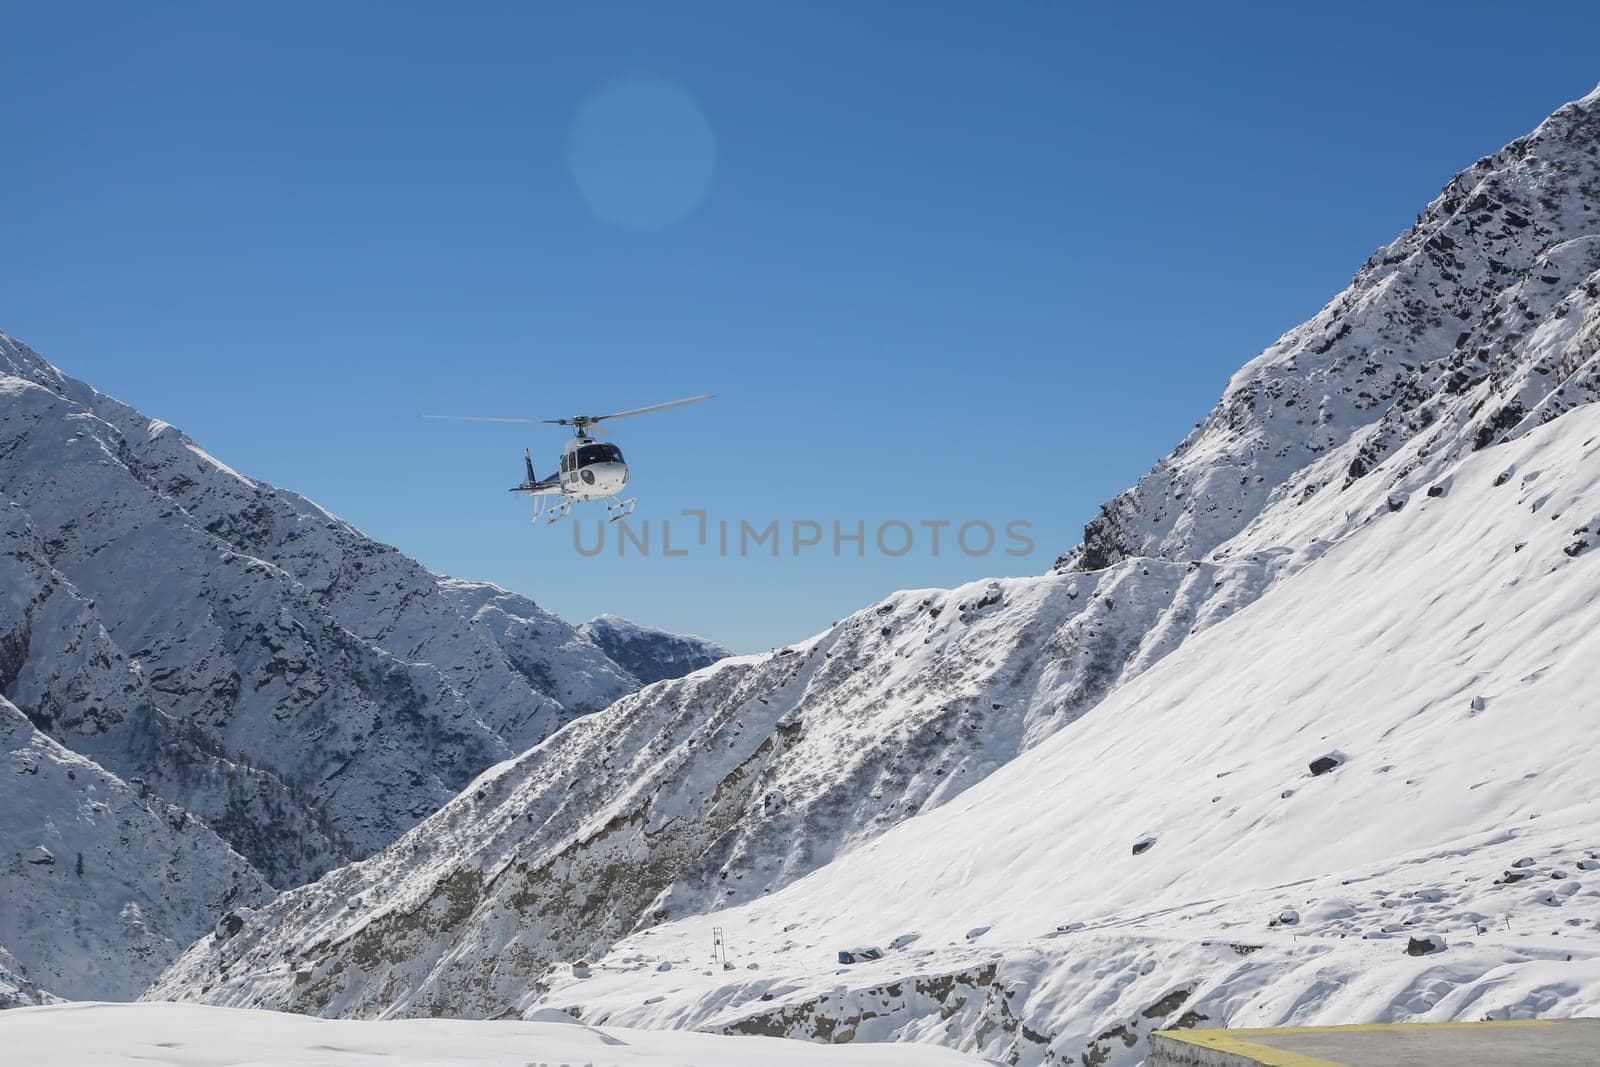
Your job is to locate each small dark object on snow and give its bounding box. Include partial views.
[1406,934,1447,956]
[214,912,246,941]
[837,947,884,965]
[1309,754,1345,776]
[1132,835,1157,856]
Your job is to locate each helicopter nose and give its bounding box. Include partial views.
[582,462,628,492]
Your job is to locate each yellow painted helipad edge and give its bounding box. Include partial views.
[1153,1019,1562,1067]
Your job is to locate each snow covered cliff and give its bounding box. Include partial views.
[579,614,731,686]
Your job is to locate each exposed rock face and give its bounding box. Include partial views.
[578,614,729,686]
[150,84,1600,1055]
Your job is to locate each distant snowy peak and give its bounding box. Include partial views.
[578,614,730,686]
[1058,82,1600,573]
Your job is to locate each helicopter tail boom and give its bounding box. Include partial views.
[511,451,560,495]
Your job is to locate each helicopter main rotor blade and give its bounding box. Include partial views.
[424,395,712,429]
[589,394,715,423]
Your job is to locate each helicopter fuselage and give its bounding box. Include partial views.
[557,437,629,500]
[424,392,711,523]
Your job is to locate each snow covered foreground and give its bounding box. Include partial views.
[0,1002,982,1066]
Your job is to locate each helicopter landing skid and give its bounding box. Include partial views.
[534,497,573,525]
[605,496,637,522]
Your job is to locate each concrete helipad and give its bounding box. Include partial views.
[1148,1018,1600,1066]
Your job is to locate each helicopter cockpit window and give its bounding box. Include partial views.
[576,443,624,467]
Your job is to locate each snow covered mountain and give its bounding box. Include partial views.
[579,614,731,685]
[0,334,725,999]
[151,85,1600,1061]
[1,695,269,1003]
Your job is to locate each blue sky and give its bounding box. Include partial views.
[3,2,1597,652]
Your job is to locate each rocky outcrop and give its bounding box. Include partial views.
[1056,87,1600,574]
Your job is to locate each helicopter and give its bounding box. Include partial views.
[421,394,713,523]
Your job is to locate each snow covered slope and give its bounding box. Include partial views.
[146,551,1294,1018]
[0,1002,983,1066]
[2,695,269,1002]
[151,85,1600,1058]
[580,614,730,686]
[537,402,1600,1064]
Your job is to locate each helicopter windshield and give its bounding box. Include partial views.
[575,443,624,467]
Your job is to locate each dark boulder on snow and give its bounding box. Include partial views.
[1132,835,1157,856]
[837,946,883,965]
[213,910,250,942]
[1406,934,1448,956]
[1309,752,1346,776]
